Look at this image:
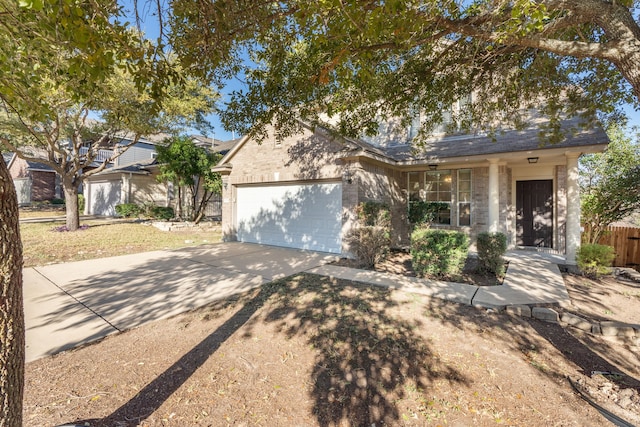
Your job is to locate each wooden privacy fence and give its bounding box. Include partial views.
[597,225,640,269]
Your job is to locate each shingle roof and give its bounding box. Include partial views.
[191,135,242,155]
[2,151,56,171]
[3,152,13,165]
[25,160,56,172]
[91,157,157,176]
[345,117,609,163]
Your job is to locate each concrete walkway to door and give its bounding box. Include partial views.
[23,242,338,362]
[309,250,570,308]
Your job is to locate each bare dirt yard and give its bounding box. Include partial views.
[23,263,640,426]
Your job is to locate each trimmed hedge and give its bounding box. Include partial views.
[344,225,390,268]
[115,203,141,218]
[577,244,615,278]
[347,201,391,267]
[476,232,507,277]
[408,201,448,227]
[149,206,175,220]
[411,228,469,279]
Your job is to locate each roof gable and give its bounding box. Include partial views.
[3,152,14,166]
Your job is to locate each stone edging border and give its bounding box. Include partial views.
[505,305,640,347]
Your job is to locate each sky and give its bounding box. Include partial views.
[119,0,640,141]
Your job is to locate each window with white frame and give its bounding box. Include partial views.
[406,94,473,140]
[425,170,452,224]
[458,169,472,226]
[408,169,472,226]
[433,94,472,135]
[408,171,423,202]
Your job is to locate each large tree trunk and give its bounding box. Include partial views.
[594,2,640,102]
[0,154,25,427]
[62,177,80,231]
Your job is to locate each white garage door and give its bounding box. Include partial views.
[89,180,121,216]
[236,182,342,253]
[13,178,32,206]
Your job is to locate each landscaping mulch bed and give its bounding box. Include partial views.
[334,249,505,287]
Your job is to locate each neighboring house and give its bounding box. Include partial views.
[213,117,609,263]
[191,135,242,156]
[5,152,59,206]
[83,158,169,216]
[84,134,232,217]
[83,134,169,216]
[80,133,169,170]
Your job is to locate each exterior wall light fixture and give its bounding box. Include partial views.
[343,168,353,184]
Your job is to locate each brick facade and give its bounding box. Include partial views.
[216,124,598,256]
[130,173,170,207]
[219,126,353,249]
[355,161,405,247]
[30,171,55,201]
[8,157,57,204]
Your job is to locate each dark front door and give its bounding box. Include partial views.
[516,180,553,248]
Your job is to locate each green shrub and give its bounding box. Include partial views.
[347,201,391,267]
[149,206,175,220]
[115,203,141,218]
[345,226,390,268]
[577,244,615,278]
[356,201,390,227]
[408,201,448,226]
[476,232,507,277]
[77,194,85,213]
[411,228,469,279]
[50,198,65,205]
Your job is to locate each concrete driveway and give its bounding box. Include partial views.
[23,242,338,363]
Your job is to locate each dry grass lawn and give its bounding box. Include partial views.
[24,274,639,427]
[21,220,222,267]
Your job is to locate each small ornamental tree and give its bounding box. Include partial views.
[580,125,640,244]
[156,136,222,223]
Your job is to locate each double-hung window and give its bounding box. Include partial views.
[457,169,472,226]
[425,170,452,224]
[408,169,472,226]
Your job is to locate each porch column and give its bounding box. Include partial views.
[83,180,91,215]
[566,153,581,264]
[488,159,499,232]
[121,174,131,204]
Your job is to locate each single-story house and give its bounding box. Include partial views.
[213,117,609,263]
[5,153,59,206]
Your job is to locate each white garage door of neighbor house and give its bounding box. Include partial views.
[236,182,342,254]
[89,180,121,216]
